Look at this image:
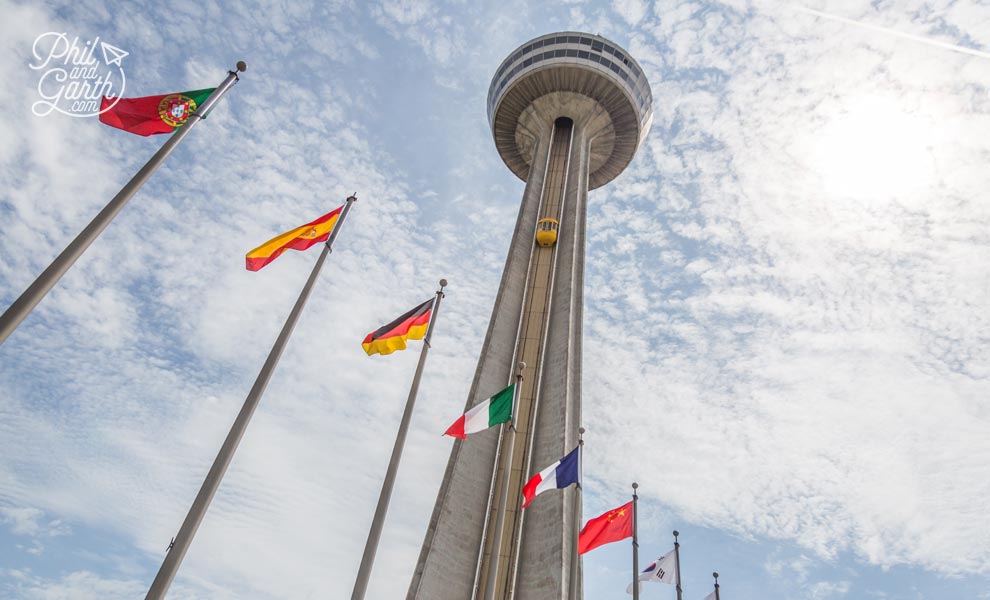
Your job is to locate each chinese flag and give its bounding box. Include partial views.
[578,501,633,554]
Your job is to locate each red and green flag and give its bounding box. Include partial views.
[444,384,514,439]
[99,88,215,136]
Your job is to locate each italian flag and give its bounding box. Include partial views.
[444,384,514,439]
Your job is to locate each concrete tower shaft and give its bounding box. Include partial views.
[409,33,652,600]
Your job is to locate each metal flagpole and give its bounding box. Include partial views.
[673,530,683,600]
[568,426,584,600]
[632,483,640,600]
[482,362,525,600]
[713,571,721,600]
[0,62,247,347]
[144,194,357,600]
[350,279,448,600]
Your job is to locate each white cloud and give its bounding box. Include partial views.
[581,0,990,579]
[0,506,71,541]
[371,0,467,66]
[1,507,45,537]
[808,579,852,599]
[613,0,650,25]
[0,569,217,600]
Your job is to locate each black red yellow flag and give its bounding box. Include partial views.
[362,299,434,356]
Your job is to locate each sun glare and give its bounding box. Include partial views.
[811,96,935,201]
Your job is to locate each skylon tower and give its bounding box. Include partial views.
[409,32,653,600]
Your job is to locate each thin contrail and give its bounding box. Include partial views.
[792,4,990,60]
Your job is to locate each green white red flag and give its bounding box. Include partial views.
[443,384,513,439]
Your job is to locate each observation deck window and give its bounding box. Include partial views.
[488,35,653,125]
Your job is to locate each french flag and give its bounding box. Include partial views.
[521,446,581,508]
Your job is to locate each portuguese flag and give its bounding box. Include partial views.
[99,88,215,136]
[245,207,343,271]
[444,384,514,439]
[362,299,435,356]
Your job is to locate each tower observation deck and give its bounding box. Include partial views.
[409,32,653,600]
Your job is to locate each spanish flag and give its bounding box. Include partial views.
[363,299,434,356]
[245,207,342,271]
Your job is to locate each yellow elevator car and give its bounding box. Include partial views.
[535,218,558,247]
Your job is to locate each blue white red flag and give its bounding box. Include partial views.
[520,446,580,508]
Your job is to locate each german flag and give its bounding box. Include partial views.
[363,299,434,356]
[246,206,342,271]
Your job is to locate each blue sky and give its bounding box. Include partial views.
[2,0,989,598]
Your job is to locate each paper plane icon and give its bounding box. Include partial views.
[101,42,128,66]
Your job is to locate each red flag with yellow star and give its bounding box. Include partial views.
[578,501,633,554]
[245,206,343,271]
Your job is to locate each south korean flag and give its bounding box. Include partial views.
[626,548,677,594]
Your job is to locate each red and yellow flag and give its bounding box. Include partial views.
[362,299,434,356]
[246,207,343,271]
[577,501,633,554]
